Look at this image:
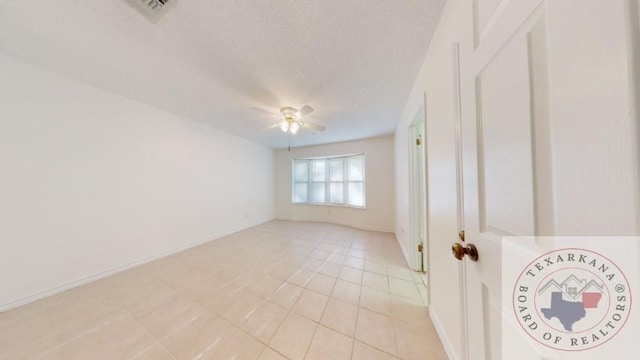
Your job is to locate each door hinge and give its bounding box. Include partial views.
[416,138,421,145]
[418,243,424,252]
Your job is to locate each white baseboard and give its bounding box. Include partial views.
[276,217,394,233]
[430,307,458,360]
[0,219,273,314]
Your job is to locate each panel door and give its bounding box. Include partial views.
[457,0,639,359]
[458,1,558,359]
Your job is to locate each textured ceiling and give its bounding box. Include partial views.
[0,0,445,149]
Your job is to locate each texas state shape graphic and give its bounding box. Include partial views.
[540,292,589,331]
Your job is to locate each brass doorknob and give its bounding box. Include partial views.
[452,243,479,261]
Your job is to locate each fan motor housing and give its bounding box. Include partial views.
[280,107,298,119]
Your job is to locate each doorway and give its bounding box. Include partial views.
[408,106,427,273]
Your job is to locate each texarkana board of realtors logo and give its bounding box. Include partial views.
[513,248,631,351]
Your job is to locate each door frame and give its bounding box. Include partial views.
[408,103,428,273]
[451,41,470,360]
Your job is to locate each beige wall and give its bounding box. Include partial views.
[275,136,395,232]
[394,1,463,359]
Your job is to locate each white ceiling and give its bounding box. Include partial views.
[0,0,445,149]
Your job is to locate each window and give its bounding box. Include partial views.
[292,154,365,208]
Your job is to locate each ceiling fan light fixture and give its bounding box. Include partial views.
[252,105,323,135]
[289,121,300,134]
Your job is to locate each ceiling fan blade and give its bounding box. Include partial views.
[261,123,280,131]
[301,121,325,132]
[251,107,280,117]
[297,105,314,117]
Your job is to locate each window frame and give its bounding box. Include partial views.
[346,155,365,208]
[291,154,366,209]
[310,159,327,204]
[292,159,311,204]
[328,157,346,205]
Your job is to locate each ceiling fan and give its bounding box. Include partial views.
[251,105,326,134]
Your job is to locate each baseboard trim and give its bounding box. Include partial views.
[430,307,458,360]
[276,217,394,233]
[0,219,273,314]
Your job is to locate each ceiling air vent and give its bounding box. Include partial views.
[127,0,174,20]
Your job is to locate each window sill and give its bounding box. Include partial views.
[291,203,367,210]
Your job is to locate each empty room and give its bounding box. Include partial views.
[1,1,639,360]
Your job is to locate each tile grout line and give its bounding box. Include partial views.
[3,222,436,360]
[128,306,183,360]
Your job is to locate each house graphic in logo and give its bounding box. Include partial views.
[513,248,631,352]
[537,275,604,331]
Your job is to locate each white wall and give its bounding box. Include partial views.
[394,2,462,359]
[275,136,394,232]
[0,54,275,311]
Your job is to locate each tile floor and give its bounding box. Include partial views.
[0,220,447,360]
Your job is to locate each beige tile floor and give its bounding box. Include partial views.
[0,220,447,360]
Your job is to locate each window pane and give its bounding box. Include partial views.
[311,183,326,203]
[348,155,364,181]
[293,155,365,207]
[294,160,309,182]
[347,182,364,207]
[329,158,344,181]
[294,183,309,203]
[329,183,344,204]
[312,160,326,182]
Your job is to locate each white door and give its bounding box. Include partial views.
[456,0,639,359]
[409,109,427,272]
